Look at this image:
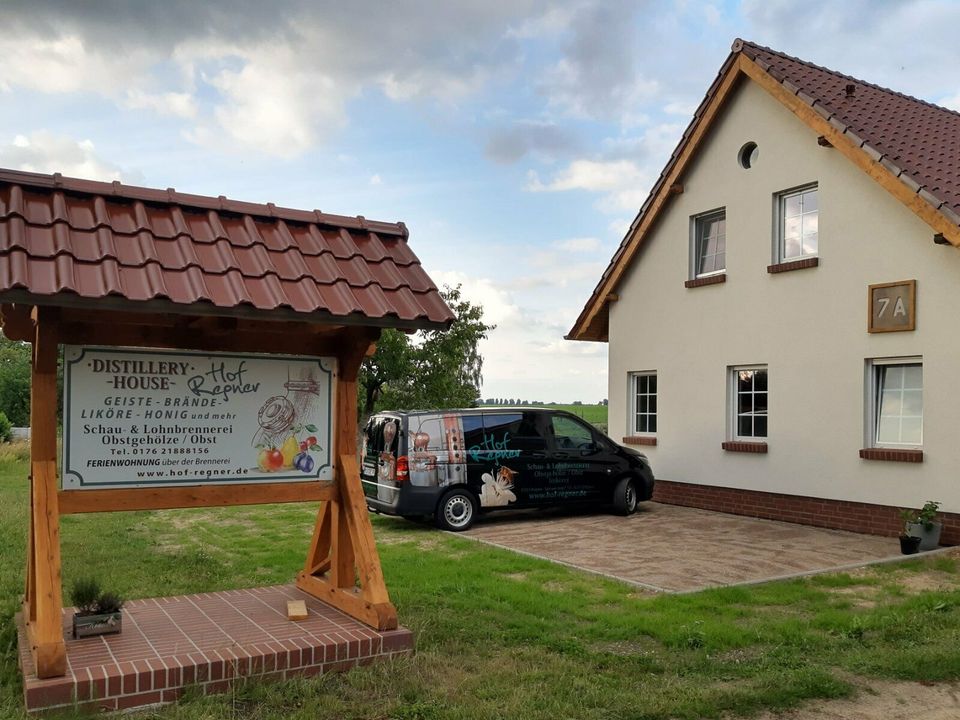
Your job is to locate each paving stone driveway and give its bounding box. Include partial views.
[461,502,901,592]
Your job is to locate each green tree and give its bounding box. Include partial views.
[359,285,492,418]
[0,334,31,427]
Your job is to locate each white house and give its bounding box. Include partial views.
[568,39,960,544]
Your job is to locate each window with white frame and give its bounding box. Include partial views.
[868,359,922,447]
[777,185,818,261]
[729,366,767,440]
[629,372,657,435]
[692,210,726,277]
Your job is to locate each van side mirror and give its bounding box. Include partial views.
[579,442,600,455]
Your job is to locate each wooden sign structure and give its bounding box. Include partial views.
[3,304,401,677]
[0,168,454,681]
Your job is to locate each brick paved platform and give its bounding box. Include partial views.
[462,502,901,592]
[17,585,413,713]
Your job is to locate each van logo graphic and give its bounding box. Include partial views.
[467,432,521,463]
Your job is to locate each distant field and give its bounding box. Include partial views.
[544,403,607,425]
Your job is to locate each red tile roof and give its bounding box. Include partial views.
[0,168,454,329]
[738,40,960,227]
[568,39,960,341]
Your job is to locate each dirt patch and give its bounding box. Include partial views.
[755,679,960,719]
[503,572,528,582]
[828,585,880,609]
[589,638,659,656]
[416,536,446,551]
[897,572,960,594]
[714,647,766,665]
[167,511,219,530]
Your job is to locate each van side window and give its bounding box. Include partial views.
[461,415,485,449]
[551,415,595,450]
[484,413,547,452]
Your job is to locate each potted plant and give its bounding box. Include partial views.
[898,509,921,555]
[70,578,124,639]
[905,501,943,551]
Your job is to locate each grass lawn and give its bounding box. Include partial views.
[1,451,959,719]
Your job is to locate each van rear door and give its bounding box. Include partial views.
[361,414,401,504]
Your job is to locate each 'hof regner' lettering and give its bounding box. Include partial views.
[62,346,337,489]
[187,361,261,402]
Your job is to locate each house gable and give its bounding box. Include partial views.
[568,40,960,342]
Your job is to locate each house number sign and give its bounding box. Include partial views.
[62,346,336,489]
[868,279,916,333]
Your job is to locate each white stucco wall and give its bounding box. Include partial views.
[608,78,960,514]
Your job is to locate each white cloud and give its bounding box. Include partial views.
[369,173,383,185]
[0,132,141,183]
[536,1,659,122]
[526,159,644,193]
[430,269,607,403]
[378,67,486,104]
[526,159,650,212]
[123,89,197,119]
[504,5,578,39]
[0,34,153,95]
[664,100,696,116]
[608,217,631,238]
[204,47,347,158]
[940,92,960,112]
[0,2,546,158]
[554,237,601,252]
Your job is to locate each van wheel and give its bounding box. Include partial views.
[613,477,638,516]
[436,489,477,531]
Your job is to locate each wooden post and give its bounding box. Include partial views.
[23,306,66,678]
[297,328,398,630]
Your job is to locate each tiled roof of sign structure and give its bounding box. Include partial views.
[568,38,960,341]
[0,168,454,329]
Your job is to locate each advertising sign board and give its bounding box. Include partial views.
[62,346,336,489]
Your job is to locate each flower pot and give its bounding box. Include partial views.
[907,521,942,551]
[73,611,122,639]
[899,535,921,555]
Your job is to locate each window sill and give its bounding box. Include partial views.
[859,448,923,463]
[685,274,726,289]
[767,257,819,274]
[623,436,657,446]
[722,441,768,454]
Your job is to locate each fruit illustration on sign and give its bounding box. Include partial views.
[294,452,315,473]
[252,384,322,474]
[257,448,271,471]
[281,435,300,468]
[266,448,284,471]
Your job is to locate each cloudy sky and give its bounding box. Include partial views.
[2,1,959,403]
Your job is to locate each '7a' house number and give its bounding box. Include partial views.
[868,280,916,333]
